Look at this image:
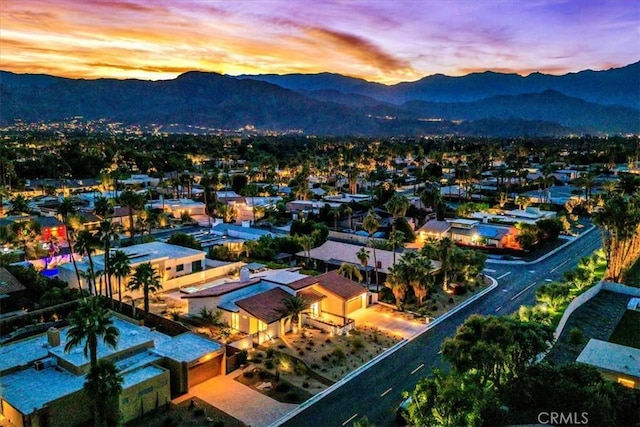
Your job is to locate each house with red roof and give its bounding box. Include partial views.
[181,269,368,345]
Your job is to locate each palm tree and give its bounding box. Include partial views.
[127,262,162,322]
[110,250,131,311]
[280,295,310,331]
[388,229,406,266]
[8,194,30,214]
[57,197,83,295]
[592,192,640,282]
[515,195,532,210]
[385,194,409,233]
[437,238,457,292]
[84,359,123,427]
[356,247,370,285]
[64,297,120,369]
[196,306,222,337]
[97,219,120,306]
[337,262,363,282]
[93,196,113,218]
[297,232,317,269]
[118,190,145,242]
[385,264,409,310]
[363,210,381,290]
[76,230,99,295]
[400,252,434,305]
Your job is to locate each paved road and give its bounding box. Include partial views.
[279,229,602,427]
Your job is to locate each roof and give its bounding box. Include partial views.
[315,270,367,300]
[181,278,261,299]
[32,216,65,228]
[154,332,222,362]
[48,317,171,370]
[417,220,451,234]
[0,362,86,415]
[475,225,511,240]
[577,339,640,378]
[297,288,326,303]
[299,240,440,275]
[0,267,26,294]
[287,275,320,291]
[235,287,293,324]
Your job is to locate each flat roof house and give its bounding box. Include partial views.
[0,316,224,427]
[577,339,640,389]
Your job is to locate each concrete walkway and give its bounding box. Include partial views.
[350,305,428,339]
[174,370,297,427]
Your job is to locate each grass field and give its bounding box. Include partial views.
[608,309,640,349]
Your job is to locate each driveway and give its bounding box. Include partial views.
[350,304,427,339]
[174,370,297,427]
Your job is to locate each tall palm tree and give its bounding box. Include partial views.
[337,262,363,282]
[356,247,370,285]
[57,197,83,295]
[97,219,121,306]
[64,297,120,369]
[84,359,123,427]
[280,295,310,331]
[127,262,162,322]
[385,194,409,232]
[93,196,113,219]
[110,250,131,311]
[76,230,99,295]
[118,190,145,242]
[297,232,317,269]
[363,210,380,290]
[388,229,406,266]
[437,238,457,292]
[385,264,409,310]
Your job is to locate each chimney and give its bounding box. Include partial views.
[240,267,250,282]
[47,327,61,347]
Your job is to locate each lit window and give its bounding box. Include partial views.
[618,378,635,388]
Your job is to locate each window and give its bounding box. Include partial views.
[192,260,202,272]
[176,264,184,272]
[232,313,239,330]
[137,386,153,397]
[618,378,635,388]
[165,266,171,271]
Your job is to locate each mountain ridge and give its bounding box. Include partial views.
[1,63,638,136]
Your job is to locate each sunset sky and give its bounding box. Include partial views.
[1,0,638,84]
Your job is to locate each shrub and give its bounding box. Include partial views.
[264,359,274,369]
[311,363,320,369]
[266,348,275,358]
[258,369,269,379]
[243,371,254,378]
[193,407,205,417]
[325,338,331,344]
[298,350,304,356]
[302,381,310,388]
[351,336,364,351]
[275,381,291,392]
[286,391,298,401]
[237,350,248,365]
[332,347,346,361]
[278,344,286,349]
[448,297,454,304]
[321,355,329,362]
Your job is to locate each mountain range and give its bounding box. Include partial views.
[1,62,638,136]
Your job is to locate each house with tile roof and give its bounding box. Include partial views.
[181,268,369,345]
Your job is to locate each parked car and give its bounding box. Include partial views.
[396,396,412,425]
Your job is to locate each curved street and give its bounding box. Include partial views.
[277,228,602,427]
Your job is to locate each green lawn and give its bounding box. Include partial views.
[608,309,640,349]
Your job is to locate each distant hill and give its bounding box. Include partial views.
[1,62,638,136]
[239,62,640,108]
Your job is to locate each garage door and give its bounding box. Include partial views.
[188,355,222,388]
[347,296,363,314]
